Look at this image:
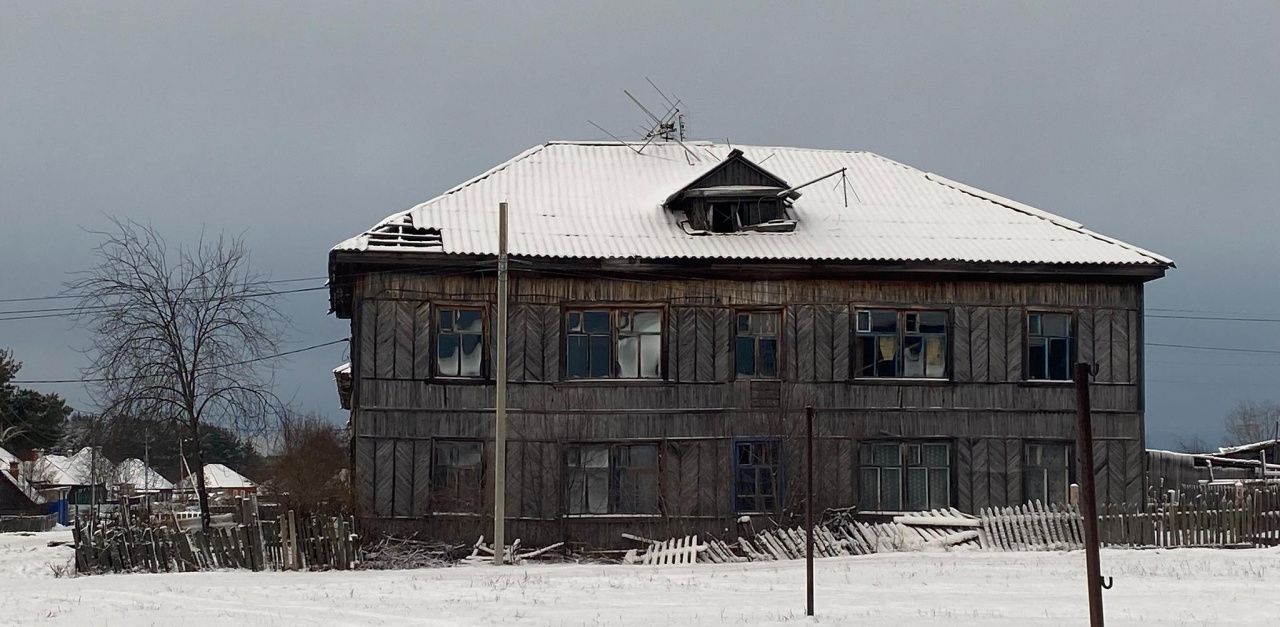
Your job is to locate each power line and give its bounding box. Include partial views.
[0,275,329,305]
[0,285,329,318]
[1146,313,1280,323]
[9,338,349,384]
[1147,342,1280,356]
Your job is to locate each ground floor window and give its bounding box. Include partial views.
[734,439,782,513]
[859,441,951,511]
[431,440,484,512]
[1024,442,1073,505]
[565,443,658,515]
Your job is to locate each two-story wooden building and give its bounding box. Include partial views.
[328,141,1171,546]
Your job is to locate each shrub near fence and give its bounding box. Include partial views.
[73,503,358,574]
[979,485,1280,551]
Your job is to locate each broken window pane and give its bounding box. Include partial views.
[436,307,484,378]
[856,309,947,379]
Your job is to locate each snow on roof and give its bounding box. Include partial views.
[28,448,114,486]
[114,458,174,492]
[334,141,1172,268]
[0,446,45,505]
[0,446,16,465]
[181,463,255,490]
[1218,439,1280,456]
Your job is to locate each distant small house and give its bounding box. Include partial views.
[26,447,111,506]
[114,458,175,499]
[1216,439,1280,466]
[180,463,257,499]
[0,446,45,515]
[1148,440,1280,490]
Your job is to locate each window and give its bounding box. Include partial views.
[705,198,785,233]
[1028,312,1073,380]
[565,444,658,515]
[431,440,483,512]
[437,307,484,377]
[855,309,948,378]
[736,311,779,378]
[1025,442,1072,505]
[565,309,662,379]
[734,439,782,512]
[859,441,951,511]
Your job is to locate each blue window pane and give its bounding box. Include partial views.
[584,311,609,333]
[589,335,611,377]
[437,334,459,376]
[759,339,777,377]
[566,336,589,378]
[736,337,755,375]
[438,309,454,331]
[456,310,482,333]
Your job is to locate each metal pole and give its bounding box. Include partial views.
[805,405,815,617]
[1074,362,1106,627]
[493,202,509,565]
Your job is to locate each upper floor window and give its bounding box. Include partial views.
[859,441,951,511]
[705,197,788,233]
[1024,442,1072,505]
[437,307,484,378]
[855,309,948,379]
[1027,312,1073,381]
[565,309,662,379]
[735,311,779,378]
[565,443,658,515]
[734,438,782,513]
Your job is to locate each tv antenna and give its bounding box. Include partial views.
[587,78,699,162]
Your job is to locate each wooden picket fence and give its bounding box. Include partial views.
[980,486,1280,551]
[73,509,359,574]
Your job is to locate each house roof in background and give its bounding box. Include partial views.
[334,141,1172,268]
[181,463,255,490]
[114,458,174,492]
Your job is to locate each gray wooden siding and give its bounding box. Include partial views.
[348,272,1146,545]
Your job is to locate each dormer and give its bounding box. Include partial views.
[664,149,799,234]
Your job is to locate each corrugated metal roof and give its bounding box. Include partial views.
[335,141,1171,267]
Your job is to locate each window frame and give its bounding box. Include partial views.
[429,438,485,514]
[562,441,661,517]
[1023,440,1075,505]
[433,304,488,380]
[733,308,783,380]
[857,439,954,513]
[732,437,784,514]
[1025,309,1076,382]
[852,307,951,381]
[561,306,666,381]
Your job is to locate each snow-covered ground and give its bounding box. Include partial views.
[1,530,1277,626]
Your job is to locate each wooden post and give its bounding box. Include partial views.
[805,405,815,617]
[1074,362,1106,627]
[493,201,509,566]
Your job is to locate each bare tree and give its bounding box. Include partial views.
[1223,400,1280,446]
[265,411,350,514]
[69,219,284,531]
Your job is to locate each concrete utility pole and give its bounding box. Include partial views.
[493,201,509,565]
[1074,362,1108,627]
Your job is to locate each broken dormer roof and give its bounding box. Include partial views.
[333,141,1172,268]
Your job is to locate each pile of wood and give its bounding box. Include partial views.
[359,536,465,569]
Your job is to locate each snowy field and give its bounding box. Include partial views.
[1,531,1277,626]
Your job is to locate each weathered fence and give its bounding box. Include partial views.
[73,507,358,574]
[0,513,57,532]
[980,486,1280,551]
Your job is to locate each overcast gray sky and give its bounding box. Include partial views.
[2,2,1278,449]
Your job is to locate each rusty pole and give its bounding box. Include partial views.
[1074,362,1106,627]
[805,405,815,617]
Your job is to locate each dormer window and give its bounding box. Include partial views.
[664,149,799,234]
